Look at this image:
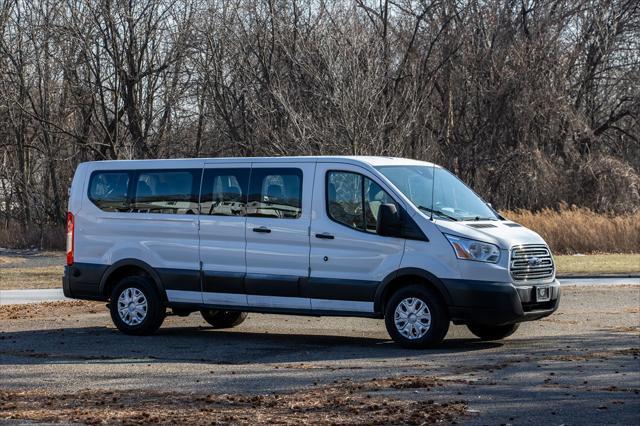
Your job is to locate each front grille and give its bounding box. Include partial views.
[510,244,554,281]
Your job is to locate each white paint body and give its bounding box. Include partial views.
[70,156,555,314]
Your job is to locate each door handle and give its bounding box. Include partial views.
[253,226,271,233]
[315,233,334,240]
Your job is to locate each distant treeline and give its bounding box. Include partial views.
[1,0,638,230]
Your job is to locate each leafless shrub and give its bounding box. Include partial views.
[0,223,64,251]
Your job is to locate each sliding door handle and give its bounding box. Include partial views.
[253,226,271,233]
[315,233,334,240]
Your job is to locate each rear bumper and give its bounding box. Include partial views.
[62,264,108,301]
[445,279,560,326]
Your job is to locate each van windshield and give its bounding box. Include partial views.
[375,165,499,221]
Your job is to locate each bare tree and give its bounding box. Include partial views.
[0,0,638,247]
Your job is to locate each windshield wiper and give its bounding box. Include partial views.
[418,206,458,221]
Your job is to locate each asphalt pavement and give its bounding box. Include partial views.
[0,288,67,305]
[1,285,638,425]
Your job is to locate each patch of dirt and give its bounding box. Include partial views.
[0,256,26,265]
[551,348,639,362]
[0,301,102,320]
[0,376,467,425]
[278,363,363,371]
[540,317,579,324]
[605,326,640,334]
[0,350,119,361]
[600,385,640,394]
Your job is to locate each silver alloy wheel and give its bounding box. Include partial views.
[394,297,431,340]
[117,287,148,326]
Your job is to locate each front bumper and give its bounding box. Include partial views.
[445,279,560,326]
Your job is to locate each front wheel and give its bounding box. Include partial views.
[467,323,520,341]
[200,310,247,329]
[384,285,449,349]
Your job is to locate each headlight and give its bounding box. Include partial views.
[444,234,501,263]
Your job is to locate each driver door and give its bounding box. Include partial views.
[307,163,406,312]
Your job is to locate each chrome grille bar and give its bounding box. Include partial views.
[510,244,554,281]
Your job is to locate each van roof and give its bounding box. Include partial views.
[80,156,438,168]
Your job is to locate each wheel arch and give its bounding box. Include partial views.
[99,259,167,302]
[374,268,453,313]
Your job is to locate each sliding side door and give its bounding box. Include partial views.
[244,162,315,309]
[198,162,251,307]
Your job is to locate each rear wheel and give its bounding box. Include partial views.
[384,285,449,349]
[200,310,247,329]
[109,276,165,335]
[467,323,519,341]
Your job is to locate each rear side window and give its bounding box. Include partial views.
[200,168,250,216]
[247,168,302,218]
[131,169,201,214]
[327,171,397,233]
[88,171,131,212]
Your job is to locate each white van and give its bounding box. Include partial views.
[63,156,559,348]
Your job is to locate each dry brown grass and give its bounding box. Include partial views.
[555,254,640,275]
[0,266,63,290]
[503,207,640,255]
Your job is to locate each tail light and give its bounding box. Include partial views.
[66,212,74,266]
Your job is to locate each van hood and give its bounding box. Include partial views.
[433,219,547,250]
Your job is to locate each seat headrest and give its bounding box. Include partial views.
[136,181,152,198]
[226,186,241,201]
[328,182,337,201]
[266,184,282,200]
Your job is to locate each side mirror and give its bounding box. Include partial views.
[377,203,401,237]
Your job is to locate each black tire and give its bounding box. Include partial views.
[384,285,449,349]
[200,310,247,329]
[467,323,520,341]
[109,276,165,335]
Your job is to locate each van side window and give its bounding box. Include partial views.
[247,168,302,219]
[364,178,397,233]
[88,171,131,212]
[200,169,250,216]
[327,171,365,231]
[131,170,201,215]
[327,171,397,233]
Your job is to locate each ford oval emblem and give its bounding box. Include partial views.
[528,256,542,267]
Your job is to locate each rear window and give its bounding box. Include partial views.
[88,169,201,214]
[131,170,201,214]
[200,168,250,216]
[88,171,131,212]
[247,168,302,218]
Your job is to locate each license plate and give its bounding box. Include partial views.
[535,286,551,302]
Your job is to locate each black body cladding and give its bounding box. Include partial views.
[64,261,559,324]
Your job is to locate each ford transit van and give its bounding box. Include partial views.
[63,156,560,348]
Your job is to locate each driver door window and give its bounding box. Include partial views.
[364,179,396,233]
[327,171,397,234]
